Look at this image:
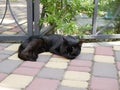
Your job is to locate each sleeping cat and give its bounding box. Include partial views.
[18,34,83,61]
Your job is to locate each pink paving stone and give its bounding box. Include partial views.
[0,73,7,81]
[69,60,92,67]
[90,77,119,90]
[0,46,5,50]
[9,28,21,32]
[13,67,40,76]
[117,62,120,70]
[26,78,59,90]
[95,46,114,56]
[68,66,91,72]
[21,61,45,69]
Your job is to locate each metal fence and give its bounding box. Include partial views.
[0,0,120,42]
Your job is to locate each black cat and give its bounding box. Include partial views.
[18,34,83,61]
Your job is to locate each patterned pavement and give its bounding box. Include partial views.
[0,0,120,90]
[0,42,120,90]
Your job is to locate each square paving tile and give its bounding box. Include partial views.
[21,61,45,69]
[69,60,92,67]
[90,76,119,90]
[5,44,20,51]
[45,62,68,69]
[64,71,90,81]
[0,60,22,74]
[37,54,52,62]
[113,46,120,51]
[115,51,120,61]
[117,62,120,70]
[49,58,70,63]
[67,66,91,72]
[26,78,59,90]
[13,67,40,76]
[75,53,94,61]
[0,86,21,90]
[95,46,114,56]
[0,54,10,61]
[93,62,117,78]
[94,55,115,63]
[0,50,15,55]
[61,80,88,88]
[81,47,94,53]
[38,67,65,80]
[58,86,87,90]
[8,53,21,60]
[0,74,33,89]
[0,73,7,81]
[0,46,5,50]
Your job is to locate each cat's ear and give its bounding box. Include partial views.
[78,39,84,46]
[63,37,68,44]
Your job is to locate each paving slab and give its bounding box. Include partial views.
[69,60,92,67]
[13,67,40,76]
[45,62,68,69]
[37,54,52,62]
[38,67,65,80]
[5,44,20,51]
[0,38,120,90]
[94,55,115,63]
[0,60,22,74]
[113,45,120,51]
[95,46,114,55]
[90,76,119,90]
[26,78,59,90]
[0,74,33,89]
[117,62,120,70]
[93,62,117,78]
[0,54,10,61]
[0,73,7,82]
[75,53,94,61]
[64,71,90,81]
[21,61,45,69]
[115,51,120,61]
[81,47,95,53]
[58,86,87,90]
[61,80,88,88]
[67,66,91,72]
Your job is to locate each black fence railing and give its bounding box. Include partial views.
[0,0,120,42]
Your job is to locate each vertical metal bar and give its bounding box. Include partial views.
[34,0,40,35]
[92,0,98,35]
[27,0,33,36]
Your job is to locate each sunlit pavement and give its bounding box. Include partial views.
[0,42,120,90]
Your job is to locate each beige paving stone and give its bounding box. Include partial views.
[94,55,115,63]
[8,53,21,60]
[61,80,88,88]
[0,74,33,89]
[49,58,70,63]
[5,44,20,51]
[81,47,94,53]
[118,71,120,77]
[64,71,90,81]
[2,31,17,35]
[45,62,68,69]
[113,46,120,51]
[0,86,21,90]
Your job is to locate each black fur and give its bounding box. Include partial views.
[18,34,83,61]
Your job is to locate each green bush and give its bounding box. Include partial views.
[39,0,94,36]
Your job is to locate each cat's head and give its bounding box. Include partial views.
[62,36,83,59]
